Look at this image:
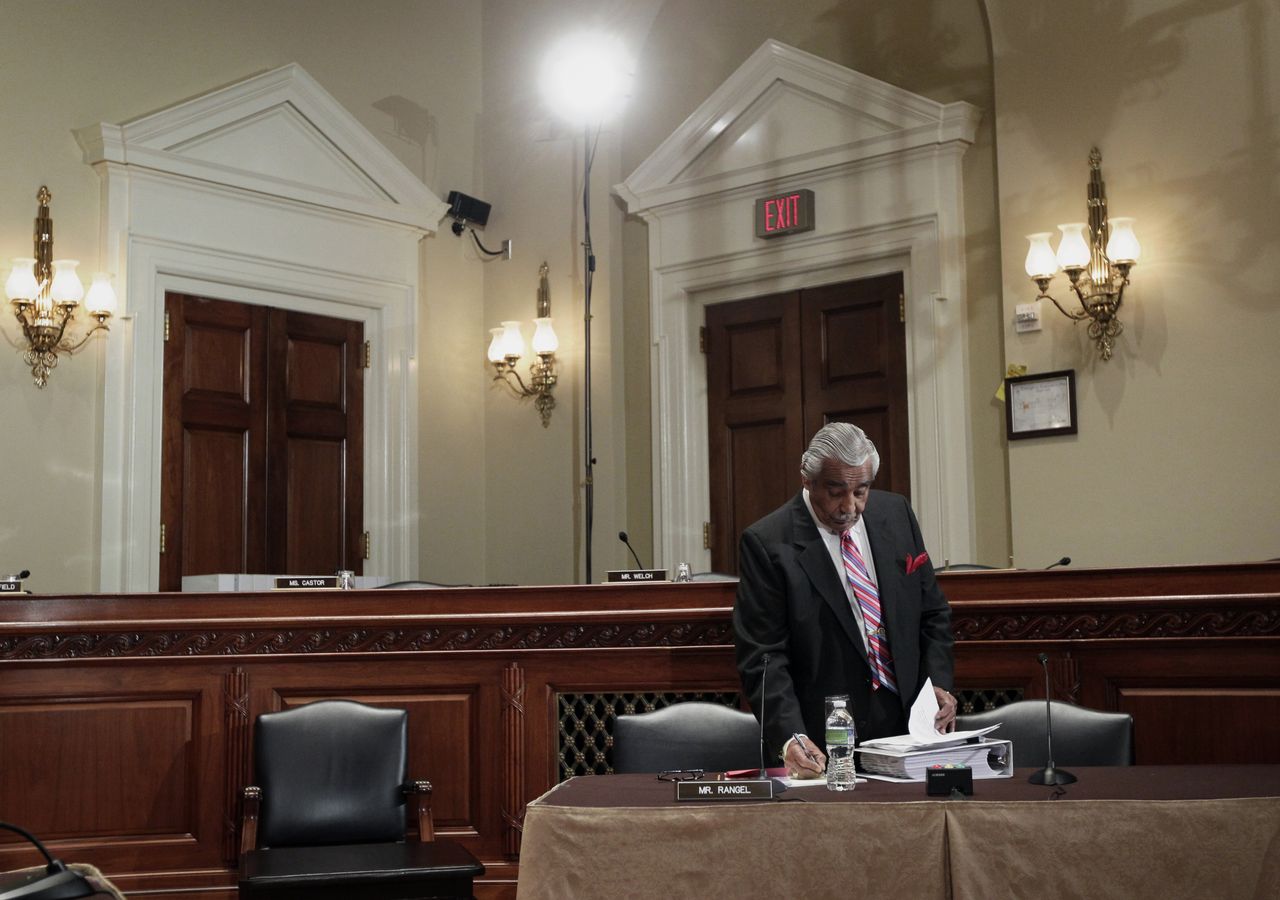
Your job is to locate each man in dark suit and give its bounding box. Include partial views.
[733,422,957,777]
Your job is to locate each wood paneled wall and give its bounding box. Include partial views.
[1,562,1276,898]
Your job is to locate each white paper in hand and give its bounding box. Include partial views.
[858,677,999,750]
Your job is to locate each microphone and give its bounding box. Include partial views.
[3,570,30,580]
[758,653,769,777]
[1045,557,1071,569]
[1028,653,1077,786]
[0,821,95,899]
[617,531,645,569]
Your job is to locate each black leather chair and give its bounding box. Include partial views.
[612,702,761,774]
[957,700,1134,767]
[238,700,483,899]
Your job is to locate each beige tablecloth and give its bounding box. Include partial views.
[516,770,1280,900]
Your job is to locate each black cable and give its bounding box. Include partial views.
[582,125,597,584]
[467,228,506,258]
[0,821,54,866]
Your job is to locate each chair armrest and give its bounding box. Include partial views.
[403,780,434,841]
[240,785,261,855]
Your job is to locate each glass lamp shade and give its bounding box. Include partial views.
[499,320,526,359]
[1105,217,1141,264]
[1024,233,1058,279]
[1055,224,1091,270]
[5,258,38,301]
[540,33,634,125]
[487,327,506,363]
[50,259,84,304]
[531,317,558,354]
[85,273,118,316]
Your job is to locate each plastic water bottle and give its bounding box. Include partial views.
[825,695,856,791]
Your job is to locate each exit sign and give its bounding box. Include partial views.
[754,189,815,238]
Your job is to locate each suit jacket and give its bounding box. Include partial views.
[733,490,953,755]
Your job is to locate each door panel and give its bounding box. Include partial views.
[705,273,909,574]
[705,292,804,573]
[161,294,268,591]
[161,294,362,590]
[267,308,364,575]
[801,274,909,500]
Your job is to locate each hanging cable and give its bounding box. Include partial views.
[582,124,600,584]
[468,228,509,258]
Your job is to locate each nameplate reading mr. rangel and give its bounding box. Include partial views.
[675,779,775,801]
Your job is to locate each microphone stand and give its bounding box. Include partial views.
[1029,653,1077,785]
[758,654,769,776]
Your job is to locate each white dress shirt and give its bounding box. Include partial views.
[801,488,880,655]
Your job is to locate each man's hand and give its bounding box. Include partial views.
[934,685,958,733]
[784,735,827,779]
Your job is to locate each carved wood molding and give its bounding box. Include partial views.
[951,606,1280,642]
[501,662,526,860]
[0,620,735,660]
[222,667,250,864]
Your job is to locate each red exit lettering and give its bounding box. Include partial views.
[764,193,801,232]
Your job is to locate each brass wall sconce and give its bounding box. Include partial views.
[6,186,117,387]
[1024,148,1140,361]
[487,261,558,427]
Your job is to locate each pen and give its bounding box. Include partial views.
[792,733,820,765]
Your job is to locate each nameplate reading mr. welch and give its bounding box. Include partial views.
[676,779,775,801]
[606,569,668,583]
[273,576,340,590]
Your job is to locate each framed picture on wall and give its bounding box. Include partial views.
[1005,369,1077,440]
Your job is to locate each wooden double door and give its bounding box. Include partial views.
[705,273,909,573]
[159,293,365,591]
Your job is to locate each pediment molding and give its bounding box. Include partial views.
[618,39,979,213]
[76,63,445,230]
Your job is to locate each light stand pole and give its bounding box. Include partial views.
[581,127,597,584]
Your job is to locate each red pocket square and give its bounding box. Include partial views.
[905,552,929,575]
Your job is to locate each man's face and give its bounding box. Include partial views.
[802,459,873,533]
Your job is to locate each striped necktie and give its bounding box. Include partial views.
[841,530,898,694]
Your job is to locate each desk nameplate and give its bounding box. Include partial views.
[675,779,776,801]
[273,576,340,590]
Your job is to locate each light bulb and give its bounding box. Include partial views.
[50,259,84,304]
[1055,224,1091,270]
[85,273,118,316]
[531,317,558,354]
[1024,233,1058,280]
[487,327,506,363]
[1105,217,1140,264]
[499,320,525,359]
[5,258,38,301]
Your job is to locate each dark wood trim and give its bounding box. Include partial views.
[1,562,1277,900]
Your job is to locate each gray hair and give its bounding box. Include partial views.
[799,422,880,480]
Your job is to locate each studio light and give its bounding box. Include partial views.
[1023,148,1140,362]
[539,32,634,126]
[537,31,634,583]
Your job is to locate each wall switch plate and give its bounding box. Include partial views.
[1014,301,1042,333]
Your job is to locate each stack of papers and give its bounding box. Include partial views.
[854,677,1012,781]
[856,740,1013,781]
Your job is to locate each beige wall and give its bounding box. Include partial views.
[988,0,1280,567]
[614,0,1008,567]
[2,0,1274,593]
[0,0,486,592]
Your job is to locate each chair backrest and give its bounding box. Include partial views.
[254,700,409,848]
[612,702,760,774]
[957,700,1134,767]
